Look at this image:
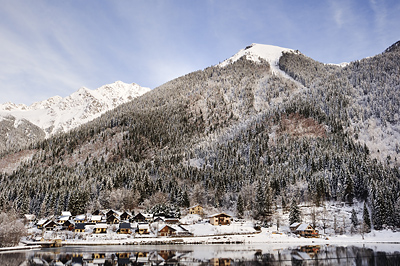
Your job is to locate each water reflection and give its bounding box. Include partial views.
[2,244,399,266]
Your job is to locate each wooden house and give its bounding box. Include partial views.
[63,220,75,231]
[106,214,120,224]
[74,223,85,233]
[93,223,107,234]
[118,223,132,234]
[92,210,105,216]
[165,218,180,224]
[133,213,146,223]
[36,219,48,229]
[44,220,58,231]
[158,225,176,236]
[290,223,319,238]
[189,204,204,215]
[209,213,231,225]
[120,211,132,221]
[137,223,150,234]
[106,209,117,218]
[74,214,86,223]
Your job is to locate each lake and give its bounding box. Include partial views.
[1,243,400,265]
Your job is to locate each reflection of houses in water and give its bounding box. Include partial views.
[117,252,131,265]
[148,250,179,265]
[210,258,232,266]
[291,245,321,264]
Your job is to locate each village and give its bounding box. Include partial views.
[22,204,320,246]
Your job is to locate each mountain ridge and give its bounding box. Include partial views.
[0,41,399,232]
[0,81,150,153]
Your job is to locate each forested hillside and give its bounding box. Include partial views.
[0,42,399,231]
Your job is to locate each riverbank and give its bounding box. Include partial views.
[59,227,400,247]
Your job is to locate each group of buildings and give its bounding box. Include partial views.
[25,204,234,238]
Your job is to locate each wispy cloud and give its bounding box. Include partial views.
[0,0,399,105]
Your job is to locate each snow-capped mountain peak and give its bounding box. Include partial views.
[0,81,150,137]
[219,43,296,69]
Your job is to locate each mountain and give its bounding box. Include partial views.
[1,42,399,231]
[0,81,150,153]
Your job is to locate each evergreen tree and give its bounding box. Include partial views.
[289,198,301,225]
[350,208,358,228]
[236,194,244,219]
[363,202,371,233]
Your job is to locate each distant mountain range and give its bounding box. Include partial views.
[0,81,150,152]
[1,41,399,231]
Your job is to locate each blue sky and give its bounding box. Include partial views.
[1,0,399,105]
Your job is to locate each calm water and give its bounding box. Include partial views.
[1,243,400,266]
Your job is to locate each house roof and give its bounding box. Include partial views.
[61,211,72,217]
[58,216,70,221]
[138,223,149,229]
[95,223,108,229]
[75,215,86,221]
[37,219,48,225]
[75,223,85,230]
[209,213,231,218]
[159,225,176,232]
[189,204,202,209]
[290,222,301,228]
[296,223,313,231]
[119,223,131,229]
[24,214,36,220]
[91,215,102,221]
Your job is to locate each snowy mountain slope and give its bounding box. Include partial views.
[0,81,150,137]
[219,43,299,75]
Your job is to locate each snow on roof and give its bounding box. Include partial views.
[138,223,149,229]
[209,213,231,218]
[189,204,202,209]
[37,219,48,225]
[95,223,108,228]
[91,215,102,220]
[75,214,86,220]
[24,214,35,220]
[290,222,301,228]
[296,223,313,231]
[61,211,72,216]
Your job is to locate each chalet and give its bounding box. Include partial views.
[133,213,146,223]
[92,210,105,216]
[158,225,176,237]
[165,218,180,224]
[37,219,48,229]
[106,209,117,218]
[189,204,203,215]
[74,214,86,223]
[117,253,131,265]
[120,211,132,221]
[290,223,319,238]
[74,223,85,233]
[154,216,165,223]
[173,225,192,236]
[118,223,132,234]
[137,223,150,234]
[93,223,108,234]
[63,220,75,231]
[43,220,58,231]
[106,214,120,224]
[290,222,301,232]
[24,214,36,223]
[57,215,70,224]
[209,213,231,226]
[61,211,72,217]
